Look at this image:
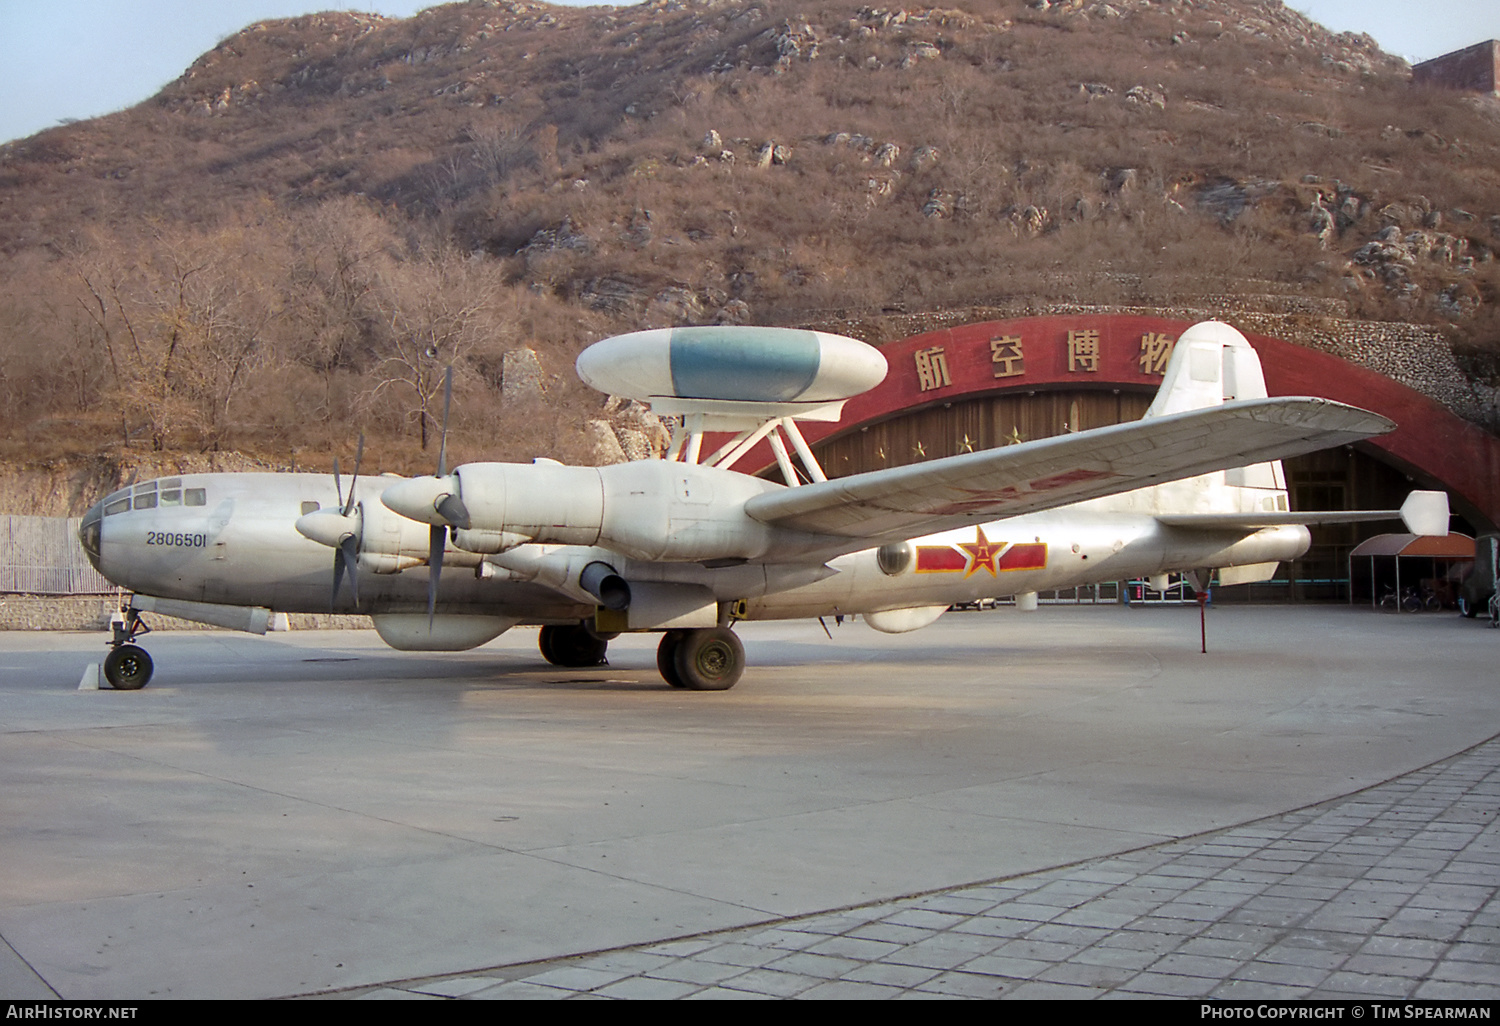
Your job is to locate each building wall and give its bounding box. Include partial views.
[814,390,1155,478]
[0,516,112,595]
[1412,40,1500,94]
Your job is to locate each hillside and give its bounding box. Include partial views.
[2,0,1498,493]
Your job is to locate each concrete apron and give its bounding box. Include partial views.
[0,605,1491,999]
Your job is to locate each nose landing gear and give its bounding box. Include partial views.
[103,608,154,690]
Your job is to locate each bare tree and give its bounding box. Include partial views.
[283,198,394,422]
[72,225,274,451]
[368,248,496,450]
[468,123,537,184]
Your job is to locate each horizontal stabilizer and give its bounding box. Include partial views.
[744,397,1393,544]
[1217,562,1280,587]
[1400,490,1450,537]
[1158,511,1403,530]
[1157,491,1449,535]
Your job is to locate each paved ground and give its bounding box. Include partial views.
[349,734,1500,1000]
[0,605,1495,1001]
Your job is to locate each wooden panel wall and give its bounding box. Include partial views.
[811,390,1155,478]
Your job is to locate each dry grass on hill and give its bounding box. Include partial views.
[1,0,1498,478]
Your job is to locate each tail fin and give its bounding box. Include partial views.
[1144,320,1270,417]
[1146,321,1288,502]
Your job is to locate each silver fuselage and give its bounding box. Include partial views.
[80,468,1309,630]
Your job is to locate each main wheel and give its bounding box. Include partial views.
[657,630,688,688]
[103,644,153,690]
[1458,595,1478,618]
[672,627,744,691]
[539,624,608,667]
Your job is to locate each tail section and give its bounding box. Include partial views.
[1138,322,1450,587]
[1144,320,1271,417]
[1144,321,1289,515]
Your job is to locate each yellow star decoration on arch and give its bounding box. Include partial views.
[957,526,1003,578]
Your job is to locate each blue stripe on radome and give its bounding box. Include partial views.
[668,328,822,401]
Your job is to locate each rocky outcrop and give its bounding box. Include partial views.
[502,348,547,405]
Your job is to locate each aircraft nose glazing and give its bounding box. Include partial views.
[78,500,105,571]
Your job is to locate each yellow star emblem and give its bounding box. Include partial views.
[957,526,1002,578]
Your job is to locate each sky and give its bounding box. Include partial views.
[2,1,1499,145]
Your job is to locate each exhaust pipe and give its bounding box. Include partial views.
[579,561,631,611]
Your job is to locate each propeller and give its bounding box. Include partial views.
[332,434,364,610]
[295,435,364,612]
[427,368,466,626]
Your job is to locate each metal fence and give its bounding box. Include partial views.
[0,516,114,595]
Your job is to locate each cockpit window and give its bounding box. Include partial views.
[159,478,182,489]
[133,492,158,510]
[185,488,207,506]
[160,490,181,506]
[104,498,130,516]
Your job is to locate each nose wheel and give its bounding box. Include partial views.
[103,608,154,690]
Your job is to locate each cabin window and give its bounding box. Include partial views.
[301,501,320,515]
[185,488,207,506]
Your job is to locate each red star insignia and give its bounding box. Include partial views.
[957,526,1003,578]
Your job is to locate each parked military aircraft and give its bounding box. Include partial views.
[79,321,1447,691]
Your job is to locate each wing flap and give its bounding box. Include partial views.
[744,397,1393,542]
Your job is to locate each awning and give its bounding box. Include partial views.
[1349,532,1475,559]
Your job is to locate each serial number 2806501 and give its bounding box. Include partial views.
[146,531,208,547]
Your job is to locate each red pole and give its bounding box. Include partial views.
[1198,589,1207,654]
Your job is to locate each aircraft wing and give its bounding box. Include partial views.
[742,397,1393,543]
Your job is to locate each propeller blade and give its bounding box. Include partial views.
[437,366,454,478]
[324,434,367,609]
[339,533,361,610]
[435,491,471,531]
[332,542,346,614]
[342,434,365,518]
[428,524,446,627]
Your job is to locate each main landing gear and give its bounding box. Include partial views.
[103,608,154,690]
[537,623,609,668]
[537,623,746,690]
[657,627,744,691]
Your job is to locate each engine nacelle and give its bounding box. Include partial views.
[356,494,435,574]
[383,460,785,563]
